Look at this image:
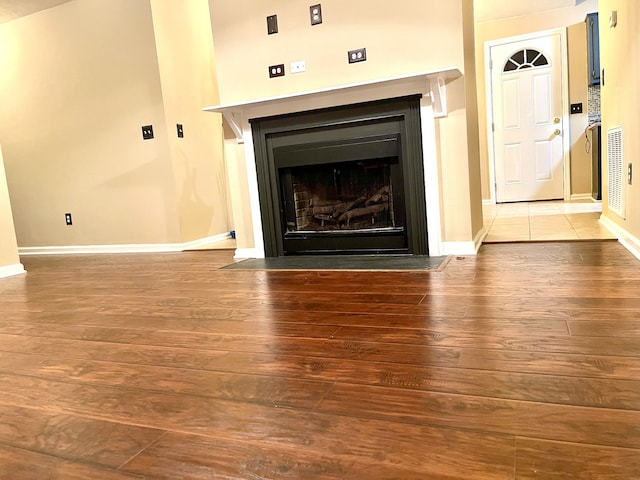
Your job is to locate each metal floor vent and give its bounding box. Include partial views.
[607,126,625,219]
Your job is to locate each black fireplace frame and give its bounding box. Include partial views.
[251,95,428,257]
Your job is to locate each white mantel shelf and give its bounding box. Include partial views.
[204,67,462,142]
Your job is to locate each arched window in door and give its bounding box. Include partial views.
[503,49,549,72]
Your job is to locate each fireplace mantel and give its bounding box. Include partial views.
[204,67,461,142]
[204,67,463,259]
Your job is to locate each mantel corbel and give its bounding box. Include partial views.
[222,111,244,143]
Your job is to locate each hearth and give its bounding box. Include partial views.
[251,95,428,256]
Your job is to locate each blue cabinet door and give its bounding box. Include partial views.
[586,13,600,85]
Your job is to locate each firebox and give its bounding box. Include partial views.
[251,95,428,256]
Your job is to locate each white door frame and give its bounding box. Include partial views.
[484,28,571,204]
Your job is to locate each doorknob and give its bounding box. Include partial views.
[554,129,561,136]
[554,117,561,124]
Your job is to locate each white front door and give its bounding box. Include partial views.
[489,32,565,203]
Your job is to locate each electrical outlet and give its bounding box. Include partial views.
[310,4,322,25]
[570,103,583,114]
[268,64,285,78]
[291,61,306,74]
[65,213,72,225]
[142,125,154,140]
[267,15,278,34]
[177,124,184,138]
[348,48,366,64]
[628,163,633,185]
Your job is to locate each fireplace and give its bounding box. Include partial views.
[251,95,428,256]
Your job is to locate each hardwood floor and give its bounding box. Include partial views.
[1,240,640,479]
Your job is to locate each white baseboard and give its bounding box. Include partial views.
[0,263,26,278]
[474,227,488,252]
[18,232,234,256]
[19,243,184,255]
[441,228,487,255]
[570,193,597,201]
[233,248,260,259]
[599,215,640,261]
[182,232,231,250]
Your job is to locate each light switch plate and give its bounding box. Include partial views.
[267,15,278,34]
[142,125,154,140]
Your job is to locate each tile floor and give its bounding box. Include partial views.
[483,200,616,242]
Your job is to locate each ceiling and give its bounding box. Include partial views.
[0,0,582,26]
[474,0,578,23]
[0,0,72,24]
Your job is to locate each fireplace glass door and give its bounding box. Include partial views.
[274,135,407,255]
[282,157,404,233]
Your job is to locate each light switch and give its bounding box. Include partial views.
[142,125,154,140]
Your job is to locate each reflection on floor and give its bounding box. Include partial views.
[483,200,616,242]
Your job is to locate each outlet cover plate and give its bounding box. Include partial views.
[142,125,154,140]
[348,48,366,64]
[65,213,72,225]
[268,64,285,78]
[291,61,306,73]
[177,124,184,138]
[570,103,583,114]
[310,4,322,25]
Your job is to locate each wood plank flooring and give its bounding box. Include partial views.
[1,240,640,478]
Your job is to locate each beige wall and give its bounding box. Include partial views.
[599,0,640,238]
[0,0,234,249]
[0,146,21,269]
[567,21,593,196]
[474,0,599,200]
[462,1,484,235]
[223,128,253,251]
[210,0,466,105]
[0,0,181,247]
[150,0,230,243]
[210,0,484,245]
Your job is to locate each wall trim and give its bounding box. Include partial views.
[441,228,487,256]
[570,193,596,201]
[18,232,233,256]
[482,199,495,205]
[0,263,26,279]
[19,244,184,255]
[182,232,231,250]
[599,215,640,261]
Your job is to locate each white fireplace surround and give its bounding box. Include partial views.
[204,68,463,258]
